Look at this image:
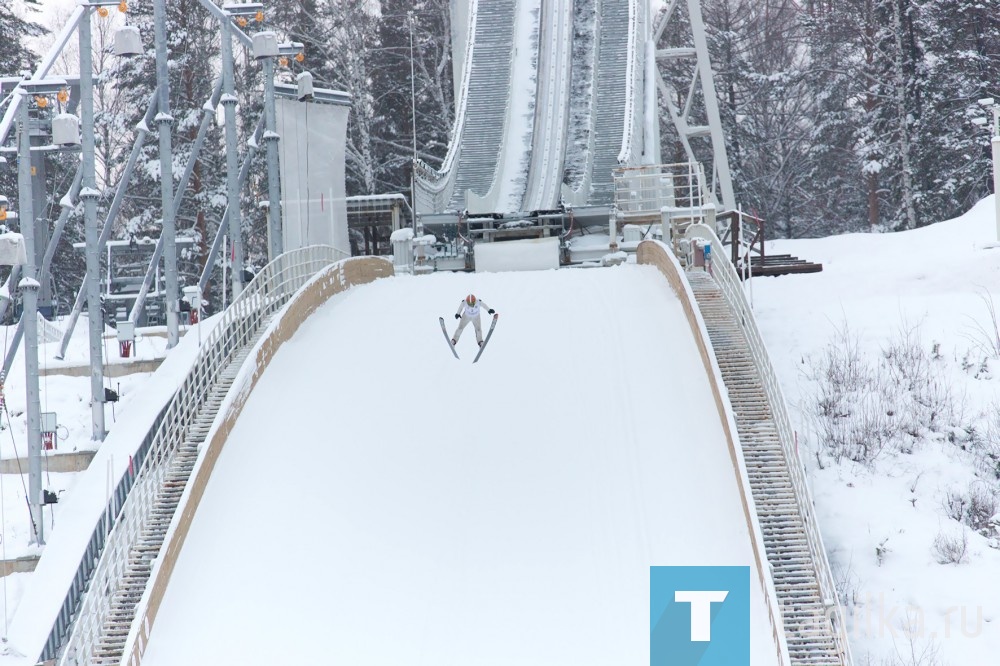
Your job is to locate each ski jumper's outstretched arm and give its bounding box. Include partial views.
[479,300,496,315]
[455,301,466,318]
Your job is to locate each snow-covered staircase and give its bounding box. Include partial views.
[87,329,267,665]
[448,0,517,209]
[588,0,631,204]
[687,270,846,665]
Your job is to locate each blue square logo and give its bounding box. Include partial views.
[650,566,750,665]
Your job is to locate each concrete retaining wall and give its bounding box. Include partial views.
[0,555,40,577]
[0,451,95,474]
[41,359,163,378]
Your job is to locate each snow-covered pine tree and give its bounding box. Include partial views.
[699,0,817,238]
[376,0,454,191]
[911,0,1000,224]
[860,0,925,230]
[275,0,383,195]
[798,0,871,234]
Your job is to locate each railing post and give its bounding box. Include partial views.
[731,212,739,266]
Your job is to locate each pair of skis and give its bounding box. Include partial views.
[439,314,498,363]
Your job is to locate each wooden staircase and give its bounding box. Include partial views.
[87,333,265,665]
[687,270,845,665]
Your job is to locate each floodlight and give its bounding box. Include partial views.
[114,26,142,57]
[252,31,279,59]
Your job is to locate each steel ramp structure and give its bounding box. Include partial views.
[416,0,648,216]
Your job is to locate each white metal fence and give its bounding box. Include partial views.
[692,227,854,665]
[612,162,707,220]
[46,245,347,665]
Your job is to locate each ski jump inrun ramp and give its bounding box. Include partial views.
[414,0,649,215]
[133,261,784,665]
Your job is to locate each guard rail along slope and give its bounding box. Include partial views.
[678,226,853,665]
[637,239,790,666]
[42,246,363,666]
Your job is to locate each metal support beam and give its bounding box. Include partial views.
[221,15,244,298]
[127,79,222,326]
[193,0,254,47]
[80,6,106,440]
[686,0,735,212]
[1,163,82,380]
[199,116,265,298]
[56,90,158,360]
[0,8,85,145]
[16,92,44,545]
[153,0,179,348]
[262,57,282,261]
[28,132,49,312]
[652,0,737,214]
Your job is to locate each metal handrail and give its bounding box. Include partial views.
[47,246,347,665]
[693,228,853,664]
[616,0,640,165]
[613,162,705,218]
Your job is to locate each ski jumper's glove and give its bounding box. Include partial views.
[488,309,496,315]
[454,313,461,319]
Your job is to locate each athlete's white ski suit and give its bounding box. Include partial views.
[452,298,494,345]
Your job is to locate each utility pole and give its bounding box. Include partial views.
[153,0,179,348]
[220,12,244,298]
[81,4,106,440]
[408,11,418,216]
[16,87,44,544]
[262,56,282,260]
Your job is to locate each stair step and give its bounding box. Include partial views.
[691,272,846,663]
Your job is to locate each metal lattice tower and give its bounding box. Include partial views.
[652,0,736,213]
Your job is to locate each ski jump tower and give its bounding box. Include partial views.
[416,0,735,233]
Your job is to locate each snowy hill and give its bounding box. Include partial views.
[138,265,781,665]
[755,197,1000,664]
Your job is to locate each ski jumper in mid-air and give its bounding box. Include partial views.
[452,294,496,346]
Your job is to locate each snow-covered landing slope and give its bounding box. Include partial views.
[140,266,779,665]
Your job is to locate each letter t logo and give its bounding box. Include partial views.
[674,590,729,641]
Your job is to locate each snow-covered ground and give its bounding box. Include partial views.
[0,315,210,647]
[0,316,168,566]
[754,197,1000,665]
[141,266,779,665]
[6,194,996,664]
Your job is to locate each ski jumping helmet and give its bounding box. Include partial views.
[466,294,477,306]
